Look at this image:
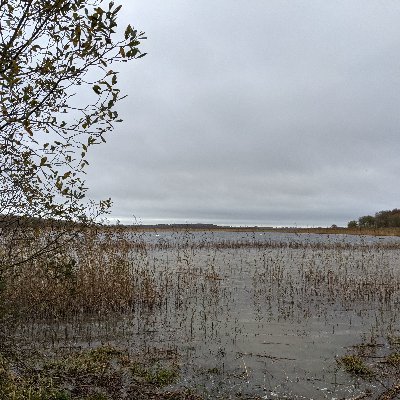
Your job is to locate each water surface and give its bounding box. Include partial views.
[15,231,400,399]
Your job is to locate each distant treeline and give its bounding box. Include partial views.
[348,209,400,228]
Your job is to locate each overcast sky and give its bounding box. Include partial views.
[86,0,400,227]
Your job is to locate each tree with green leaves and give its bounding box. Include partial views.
[347,220,358,229]
[358,215,375,228]
[375,209,400,228]
[0,0,145,271]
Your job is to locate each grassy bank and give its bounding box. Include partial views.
[0,344,200,400]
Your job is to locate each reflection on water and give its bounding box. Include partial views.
[9,231,400,399]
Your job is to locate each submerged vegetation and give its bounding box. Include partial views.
[2,225,400,320]
[0,345,196,400]
[337,355,373,377]
[1,2,399,397]
[337,335,400,399]
[1,227,400,398]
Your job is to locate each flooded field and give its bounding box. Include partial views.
[4,230,400,399]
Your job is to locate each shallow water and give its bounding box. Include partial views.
[12,231,400,399]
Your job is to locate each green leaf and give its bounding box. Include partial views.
[93,85,101,94]
[124,24,133,39]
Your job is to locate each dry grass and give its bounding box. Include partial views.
[122,225,400,237]
[1,228,158,319]
[2,226,400,399]
[2,225,400,321]
[276,227,400,237]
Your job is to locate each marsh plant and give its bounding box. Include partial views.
[2,228,400,399]
[0,344,196,400]
[1,227,154,319]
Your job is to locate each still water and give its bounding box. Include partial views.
[19,231,400,399]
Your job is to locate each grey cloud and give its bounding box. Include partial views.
[86,0,400,226]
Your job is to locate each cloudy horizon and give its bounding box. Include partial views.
[86,0,400,227]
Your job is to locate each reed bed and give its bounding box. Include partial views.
[2,227,400,398]
[2,228,154,319]
[150,238,400,251]
[2,227,400,321]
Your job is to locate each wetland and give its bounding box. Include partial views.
[2,229,400,399]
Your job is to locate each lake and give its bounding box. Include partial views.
[11,230,400,399]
